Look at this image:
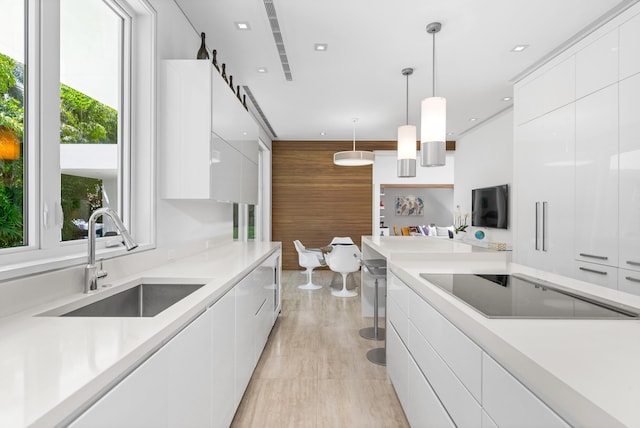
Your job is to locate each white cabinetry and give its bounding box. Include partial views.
[69,347,170,428]
[619,73,640,272]
[619,268,640,296]
[71,250,281,427]
[575,85,619,267]
[514,104,575,276]
[211,289,236,428]
[575,29,619,98]
[160,60,258,203]
[386,274,570,428]
[70,310,214,428]
[514,56,575,125]
[619,13,640,80]
[482,355,570,428]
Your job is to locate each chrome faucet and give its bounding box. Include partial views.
[84,207,138,293]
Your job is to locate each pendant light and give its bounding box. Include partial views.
[333,118,375,166]
[420,22,447,167]
[397,68,417,177]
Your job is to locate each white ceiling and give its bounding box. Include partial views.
[175,0,633,141]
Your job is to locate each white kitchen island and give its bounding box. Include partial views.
[364,236,640,428]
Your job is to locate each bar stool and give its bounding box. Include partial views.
[359,259,386,366]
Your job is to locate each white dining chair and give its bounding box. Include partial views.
[293,240,325,290]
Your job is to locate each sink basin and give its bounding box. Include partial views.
[59,283,205,317]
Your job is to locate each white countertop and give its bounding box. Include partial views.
[378,245,640,428]
[0,241,280,428]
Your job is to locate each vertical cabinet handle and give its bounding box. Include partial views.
[535,202,540,251]
[542,201,548,252]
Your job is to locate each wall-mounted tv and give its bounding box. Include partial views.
[472,184,508,229]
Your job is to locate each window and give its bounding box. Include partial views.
[60,0,125,242]
[0,0,26,249]
[0,0,155,279]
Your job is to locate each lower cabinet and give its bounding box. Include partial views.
[482,355,570,428]
[70,251,280,427]
[386,273,570,428]
[619,268,640,296]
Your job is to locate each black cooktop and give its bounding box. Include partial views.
[419,273,639,319]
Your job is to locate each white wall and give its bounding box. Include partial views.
[453,108,513,246]
[151,0,271,247]
[372,150,454,235]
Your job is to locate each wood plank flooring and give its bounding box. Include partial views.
[231,270,409,428]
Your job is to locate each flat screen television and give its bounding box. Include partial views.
[472,184,508,229]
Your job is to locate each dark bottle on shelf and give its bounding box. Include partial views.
[243,95,248,110]
[221,64,228,83]
[236,85,241,101]
[196,32,209,60]
[229,75,233,91]
[212,49,219,71]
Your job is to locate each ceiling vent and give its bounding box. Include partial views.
[243,85,278,138]
[263,0,292,81]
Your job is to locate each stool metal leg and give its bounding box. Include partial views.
[359,276,385,341]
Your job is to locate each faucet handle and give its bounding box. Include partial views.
[97,258,108,280]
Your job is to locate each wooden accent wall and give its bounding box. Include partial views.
[272,140,455,269]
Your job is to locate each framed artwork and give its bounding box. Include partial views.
[395,195,424,216]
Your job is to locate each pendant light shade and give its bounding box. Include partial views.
[397,67,416,177]
[334,118,374,166]
[420,22,447,167]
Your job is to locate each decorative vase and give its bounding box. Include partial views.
[454,231,466,240]
[196,32,209,60]
[212,49,219,71]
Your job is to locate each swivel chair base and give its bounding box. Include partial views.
[331,288,358,297]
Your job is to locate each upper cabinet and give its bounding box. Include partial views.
[160,60,258,204]
[575,29,619,99]
[514,56,575,125]
[619,12,640,80]
[619,73,640,272]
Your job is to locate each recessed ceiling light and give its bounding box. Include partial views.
[235,21,251,30]
[256,67,268,73]
[503,97,512,101]
[469,118,478,122]
[447,132,454,136]
[320,132,326,136]
[511,44,529,52]
[314,43,328,51]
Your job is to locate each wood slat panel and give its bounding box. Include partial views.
[273,141,373,269]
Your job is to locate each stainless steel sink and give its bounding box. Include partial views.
[59,283,205,317]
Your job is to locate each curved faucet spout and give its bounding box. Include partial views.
[85,207,138,293]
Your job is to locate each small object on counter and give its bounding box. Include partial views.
[243,94,248,110]
[229,75,233,90]
[475,230,486,240]
[236,85,241,101]
[489,241,507,251]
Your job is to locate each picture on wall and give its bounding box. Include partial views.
[395,195,424,216]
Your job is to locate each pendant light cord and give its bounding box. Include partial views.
[405,73,409,125]
[432,31,436,97]
[352,118,357,150]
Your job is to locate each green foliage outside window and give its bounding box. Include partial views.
[1,51,119,247]
[0,53,25,248]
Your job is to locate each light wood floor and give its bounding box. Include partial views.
[231,270,410,428]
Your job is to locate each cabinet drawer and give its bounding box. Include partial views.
[386,322,409,409]
[619,268,640,296]
[406,352,455,428]
[482,354,570,428]
[387,293,408,345]
[574,261,618,290]
[388,273,409,316]
[409,288,482,400]
[408,322,482,428]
